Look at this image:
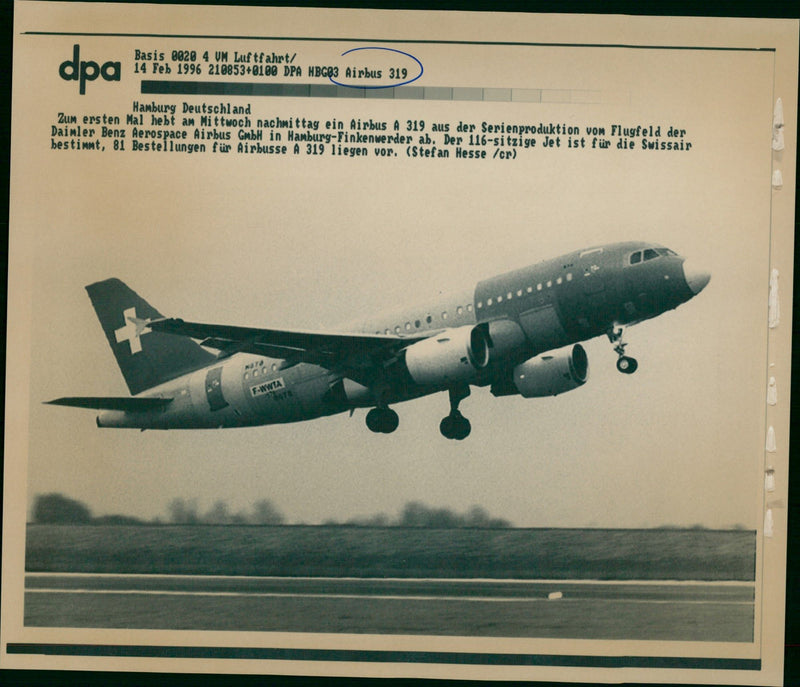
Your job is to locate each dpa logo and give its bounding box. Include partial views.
[59,44,121,94]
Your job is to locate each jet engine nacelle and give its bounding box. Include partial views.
[404,325,490,386]
[491,344,589,398]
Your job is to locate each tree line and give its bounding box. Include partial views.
[30,493,286,526]
[330,502,511,529]
[30,493,513,528]
[166,497,284,525]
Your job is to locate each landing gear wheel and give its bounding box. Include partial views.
[452,415,471,440]
[439,386,472,440]
[616,356,638,374]
[440,415,455,439]
[608,326,638,375]
[380,408,399,433]
[440,412,471,440]
[366,407,399,434]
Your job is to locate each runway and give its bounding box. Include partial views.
[25,574,755,641]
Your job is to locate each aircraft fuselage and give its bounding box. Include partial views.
[93,241,706,432]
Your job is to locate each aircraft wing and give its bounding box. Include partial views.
[147,318,433,378]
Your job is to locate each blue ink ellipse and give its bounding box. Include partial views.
[329,46,423,90]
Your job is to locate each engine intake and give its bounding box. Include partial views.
[492,344,588,398]
[404,325,490,386]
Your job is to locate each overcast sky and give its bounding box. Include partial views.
[10,17,777,529]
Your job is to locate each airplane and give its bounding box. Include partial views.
[47,241,710,439]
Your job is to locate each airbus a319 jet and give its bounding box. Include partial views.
[48,241,710,439]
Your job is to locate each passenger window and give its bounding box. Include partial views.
[527,286,533,293]
[644,248,659,261]
[271,363,278,371]
[487,298,493,306]
[537,283,542,291]
[442,311,448,319]
[466,304,473,312]
[497,295,503,303]
[457,306,463,315]
[507,292,513,299]
[395,325,401,334]
[556,277,562,285]
[415,319,420,328]
[426,315,432,323]
[630,251,642,265]
[546,280,552,288]
[477,302,482,309]
[405,322,411,330]
[567,273,573,281]
[517,289,523,297]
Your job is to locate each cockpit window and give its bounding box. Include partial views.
[630,247,677,266]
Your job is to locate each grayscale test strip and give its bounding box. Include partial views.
[141,81,613,103]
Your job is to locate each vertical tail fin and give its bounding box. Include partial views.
[86,278,216,395]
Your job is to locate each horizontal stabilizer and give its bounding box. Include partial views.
[45,396,173,412]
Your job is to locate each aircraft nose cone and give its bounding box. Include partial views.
[682,259,711,295]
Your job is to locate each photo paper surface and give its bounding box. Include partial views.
[3,3,797,683]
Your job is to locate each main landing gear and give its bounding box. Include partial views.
[607,326,638,374]
[366,406,399,434]
[440,386,471,440]
[365,386,472,439]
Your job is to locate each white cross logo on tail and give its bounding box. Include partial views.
[114,307,151,354]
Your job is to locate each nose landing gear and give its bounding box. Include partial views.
[440,385,471,440]
[608,327,638,374]
[616,355,638,374]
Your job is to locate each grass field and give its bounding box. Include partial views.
[25,524,756,580]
